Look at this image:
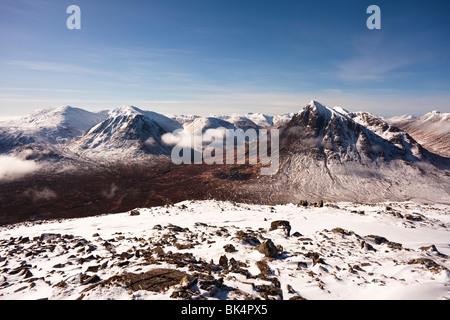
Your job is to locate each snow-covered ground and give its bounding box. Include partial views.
[0,200,448,300]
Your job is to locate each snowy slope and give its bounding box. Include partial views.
[0,106,109,149]
[242,101,450,204]
[70,106,181,159]
[387,111,450,158]
[0,200,448,300]
[182,116,236,136]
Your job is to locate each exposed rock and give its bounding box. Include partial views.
[289,295,307,300]
[304,252,325,266]
[119,251,134,260]
[81,274,101,286]
[235,230,261,246]
[129,209,140,216]
[167,224,188,233]
[360,240,376,252]
[219,255,228,268]
[331,228,349,236]
[366,235,389,245]
[407,258,449,274]
[255,284,282,299]
[404,214,423,221]
[419,244,442,255]
[40,233,61,242]
[298,200,308,207]
[180,275,198,289]
[255,260,271,275]
[94,269,188,292]
[223,244,236,253]
[257,239,279,258]
[270,220,291,236]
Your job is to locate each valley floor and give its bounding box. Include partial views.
[0,200,449,300]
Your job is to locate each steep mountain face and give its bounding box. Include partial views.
[279,101,426,164]
[70,106,182,159]
[245,101,450,204]
[387,111,450,158]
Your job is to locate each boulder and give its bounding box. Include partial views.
[270,220,291,236]
[257,239,279,258]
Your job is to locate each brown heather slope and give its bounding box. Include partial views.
[0,160,262,226]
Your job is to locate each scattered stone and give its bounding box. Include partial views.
[257,239,279,258]
[360,241,376,251]
[129,209,140,216]
[331,228,348,236]
[219,255,228,268]
[223,244,236,253]
[289,295,307,300]
[89,269,188,293]
[366,235,389,245]
[40,234,61,242]
[255,284,282,299]
[298,200,308,207]
[53,280,68,289]
[23,269,33,279]
[119,251,134,260]
[407,258,449,274]
[86,265,99,273]
[167,224,188,233]
[270,220,291,236]
[419,245,441,254]
[255,260,271,275]
[235,230,261,246]
[404,213,423,221]
[174,243,195,250]
[180,275,198,289]
[287,284,296,294]
[81,274,101,286]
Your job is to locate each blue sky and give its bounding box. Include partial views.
[0,0,449,118]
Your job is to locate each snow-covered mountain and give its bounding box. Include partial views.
[182,116,237,136]
[279,101,426,163]
[386,111,450,158]
[0,106,108,153]
[167,112,294,132]
[215,112,294,128]
[0,101,448,204]
[242,101,450,204]
[70,106,182,159]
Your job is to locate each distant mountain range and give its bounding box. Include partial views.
[385,110,450,158]
[0,101,448,224]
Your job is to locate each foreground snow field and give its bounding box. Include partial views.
[0,200,449,300]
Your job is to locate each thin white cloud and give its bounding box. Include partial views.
[336,36,428,82]
[0,155,41,181]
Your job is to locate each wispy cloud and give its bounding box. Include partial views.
[6,60,94,74]
[0,155,40,181]
[336,36,428,81]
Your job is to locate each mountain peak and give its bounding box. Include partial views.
[110,105,145,117]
